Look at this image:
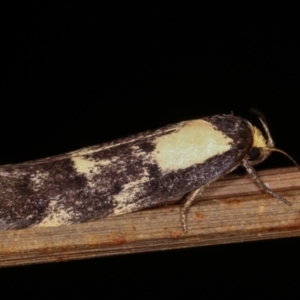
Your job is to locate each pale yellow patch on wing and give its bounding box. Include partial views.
[36,198,75,227]
[72,157,98,175]
[72,157,110,176]
[112,169,150,215]
[152,120,233,172]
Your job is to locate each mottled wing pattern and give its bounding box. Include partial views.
[0,116,253,229]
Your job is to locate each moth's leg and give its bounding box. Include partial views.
[181,186,204,233]
[242,159,291,206]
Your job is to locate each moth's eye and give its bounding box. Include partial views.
[248,147,262,161]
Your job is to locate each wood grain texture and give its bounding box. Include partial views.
[1,167,300,267]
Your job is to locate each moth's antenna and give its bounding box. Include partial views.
[267,148,300,172]
[259,117,274,148]
[259,116,300,172]
[259,118,300,171]
[249,108,268,125]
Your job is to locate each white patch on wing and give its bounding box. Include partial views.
[72,157,98,175]
[72,157,111,176]
[112,169,150,215]
[72,157,113,189]
[37,197,75,227]
[152,120,232,172]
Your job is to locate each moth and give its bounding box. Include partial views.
[0,114,297,231]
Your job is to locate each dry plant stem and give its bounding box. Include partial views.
[1,167,300,268]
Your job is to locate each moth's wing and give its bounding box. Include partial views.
[110,115,254,215]
[0,116,253,229]
[0,123,180,229]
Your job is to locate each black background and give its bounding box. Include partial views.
[1,2,300,299]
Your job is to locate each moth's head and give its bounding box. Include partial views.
[248,125,272,165]
[248,118,299,169]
